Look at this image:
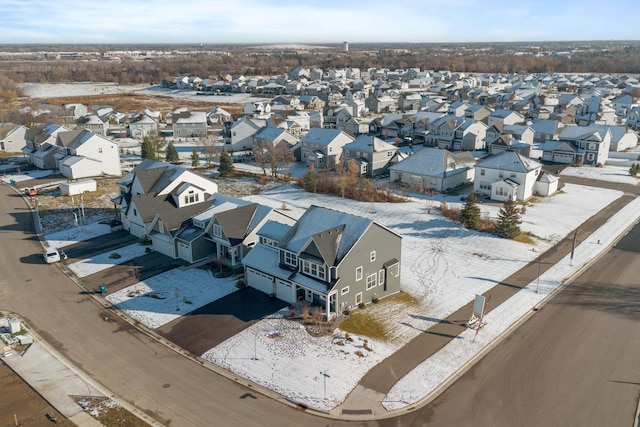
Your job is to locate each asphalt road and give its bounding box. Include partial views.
[2,176,640,427]
[399,220,640,427]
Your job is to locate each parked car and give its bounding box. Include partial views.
[43,247,60,263]
[25,187,37,196]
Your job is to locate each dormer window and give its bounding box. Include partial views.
[283,250,297,267]
[184,190,199,204]
[300,259,326,280]
[212,224,223,238]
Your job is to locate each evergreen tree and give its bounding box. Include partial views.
[191,147,200,167]
[142,131,166,159]
[494,198,522,239]
[140,138,155,160]
[460,192,481,230]
[304,163,318,193]
[218,150,234,177]
[165,142,179,163]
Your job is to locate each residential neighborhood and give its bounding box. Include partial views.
[2,56,640,427]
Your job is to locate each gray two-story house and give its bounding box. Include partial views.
[342,135,398,177]
[242,205,402,319]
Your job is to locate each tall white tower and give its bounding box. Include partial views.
[343,41,349,52]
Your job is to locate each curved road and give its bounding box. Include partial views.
[2,180,639,427]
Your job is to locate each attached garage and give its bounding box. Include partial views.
[553,153,574,164]
[276,278,294,302]
[152,233,175,258]
[177,241,191,263]
[246,267,274,296]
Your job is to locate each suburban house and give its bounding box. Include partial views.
[300,128,355,169]
[486,109,525,127]
[242,205,402,319]
[474,151,559,201]
[207,107,232,125]
[76,114,109,136]
[341,135,399,177]
[172,109,208,138]
[425,115,487,151]
[547,125,612,165]
[225,116,266,152]
[202,202,296,268]
[54,129,121,179]
[389,147,476,192]
[0,124,27,152]
[252,127,298,149]
[114,160,219,238]
[128,113,159,140]
[24,124,72,170]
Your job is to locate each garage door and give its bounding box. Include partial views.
[553,153,574,164]
[246,268,274,296]
[276,279,293,302]
[152,234,175,258]
[177,242,191,263]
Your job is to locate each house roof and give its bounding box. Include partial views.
[136,166,169,194]
[257,220,292,241]
[389,147,475,178]
[300,128,352,146]
[279,205,373,266]
[477,151,542,173]
[343,135,397,153]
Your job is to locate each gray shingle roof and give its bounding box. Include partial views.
[477,151,541,173]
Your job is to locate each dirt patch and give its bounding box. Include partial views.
[74,396,148,427]
[0,362,73,427]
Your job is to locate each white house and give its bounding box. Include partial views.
[474,151,558,201]
[54,129,121,179]
[0,124,27,152]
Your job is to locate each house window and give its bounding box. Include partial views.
[510,173,516,178]
[366,273,377,290]
[259,236,278,248]
[480,169,485,176]
[479,182,491,191]
[283,251,298,267]
[341,286,349,295]
[300,259,326,280]
[587,153,595,161]
[212,224,223,238]
[355,292,363,305]
[499,172,504,178]
[370,251,376,262]
[98,147,103,153]
[185,191,198,204]
[158,222,164,234]
[356,266,363,281]
[379,269,385,286]
[133,208,137,217]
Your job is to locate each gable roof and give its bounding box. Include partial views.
[477,151,542,173]
[215,203,262,246]
[389,147,475,177]
[343,135,397,153]
[278,205,373,266]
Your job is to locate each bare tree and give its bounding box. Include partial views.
[196,135,219,167]
[252,141,295,178]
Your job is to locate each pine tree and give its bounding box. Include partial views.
[165,142,179,163]
[305,163,318,193]
[140,138,155,160]
[191,147,200,167]
[460,192,481,230]
[494,198,522,239]
[218,150,234,177]
[142,131,166,160]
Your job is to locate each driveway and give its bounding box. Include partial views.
[156,287,288,356]
[60,229,137,261]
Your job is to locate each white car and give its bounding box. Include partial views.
[43,247,61,263]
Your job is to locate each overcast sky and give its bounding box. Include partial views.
[1,0,637,45]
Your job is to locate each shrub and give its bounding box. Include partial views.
[358,302,366,310]
[372,294,379,304]
[139,236,152,245]
[109,252,121,259]
[236,278,246,289]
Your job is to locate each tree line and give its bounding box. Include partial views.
[2,44,640,86]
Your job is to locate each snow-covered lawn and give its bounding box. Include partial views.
[197,183,629,411]
[1,169,52,183]
[560,164,639,185]
[105,268,238,329]
[384,196,640,409]
[67,243,148,278]
[45,222,112,249]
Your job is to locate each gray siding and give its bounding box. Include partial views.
[334,223,401,310]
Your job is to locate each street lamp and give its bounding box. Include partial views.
[536,256,541,294]
[320,369,330,399]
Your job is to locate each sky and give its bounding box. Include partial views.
[1,0,638,45]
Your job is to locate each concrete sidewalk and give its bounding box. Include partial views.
[2,338,105,426]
